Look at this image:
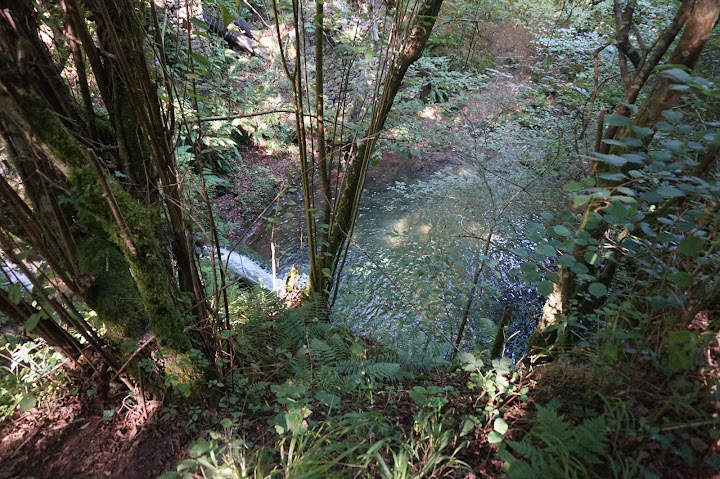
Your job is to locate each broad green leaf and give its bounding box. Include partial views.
[623,138,644,147]
[678,235,703,258]
[620,153,645,164]
[598,172,626,181]
[639,222,656,237]
[535,243,556,258]
[551,225,573,237]
[494,417,509,435]
[189,18,209,30]
[103,409,115,421]
[631,126,654,137]
[662,109,683,123]
[649,150,672,161]
[558,255,577,267]
[584,251,599,266]
[315,391,340,409]
[25,313,41,332]
[605,115,631,127]
[538,281,554,296]
[661,68,691,83]
[220,5,234,27]
[604,201,628,220]
[488,431,504,444]
[190,53,212,69]
[672,272,693,287]
[570,262,589,274]
[521,270,542,283]
[573,195,591,207]
[588,283,607,298]
[409,387,427,406]
[563,181,584,192]
[189,438,211,457]
[602,139,626,147]
[615,187,636,197]
[656,185,684,199]
[19,393,36,412]
[667,330,696,372]
[8,283,21,305]
[592,153,627,167]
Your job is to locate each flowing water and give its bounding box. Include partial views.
[237,154,550,358]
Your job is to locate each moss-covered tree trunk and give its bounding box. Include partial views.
[0,1,210,382]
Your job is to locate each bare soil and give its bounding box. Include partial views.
[0,371,196,479]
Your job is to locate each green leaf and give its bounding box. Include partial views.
[631,126,654,137]
[605,115,631,127]
[592,153,627,167]
[315,391,340,409]
[597,172,626,182]
[622,138,644,148]
[409,387,427,406]
[584,251,599,266]
[558,255,577,267]
[189,18,209,30]
[458,352,483,371]
[563,181,585,192]
[488,431,504,444]
[551,225,573,237]
[19,393,36,412]
[189,438,211,457]
[661,109,683,123]
[103,409,115,421]
[602,139,627,147]
[535,243,556,258]
[678,235,703,258]
[588,283,607,298]
[573,195,591,207]
[190,53,212,69]
[219,5,234,27]
[570,262,589,275]
[656,185,684,199]
[538,281,554,296]
[322,267,332,278]
[494,417,509,435]
[667,330,696,372]
[220,418,234,428]
[661,68,691,83]
[615,187,636,197]
[25,313,41,332]
[8,283,21,305]
[672,272,692,287]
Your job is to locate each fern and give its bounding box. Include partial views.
[231,293,444,397]
[505,406,609,479]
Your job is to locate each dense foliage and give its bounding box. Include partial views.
[0,0,718,477]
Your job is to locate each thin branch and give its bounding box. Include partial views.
[195,109,297,122]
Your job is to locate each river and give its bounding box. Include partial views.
[237,150,549,359]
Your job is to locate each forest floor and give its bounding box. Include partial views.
[0,18,559,479]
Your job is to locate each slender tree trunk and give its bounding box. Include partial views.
[317,0,445,296]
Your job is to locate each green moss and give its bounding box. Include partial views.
[77,237,147,340]
[5,60,206,379]
[111,191,193,353]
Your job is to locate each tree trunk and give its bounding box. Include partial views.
[314,0,445,296]
[0,2,210,382]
